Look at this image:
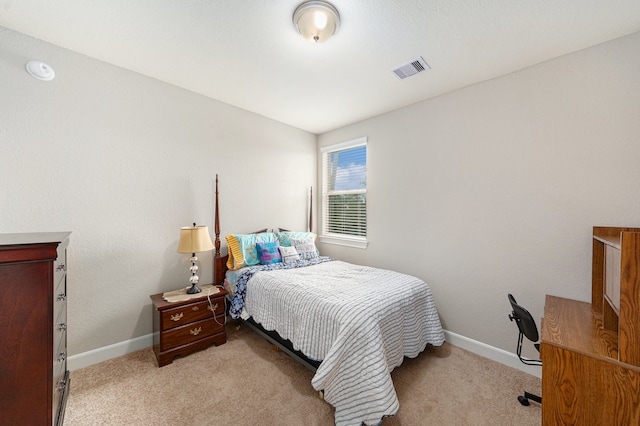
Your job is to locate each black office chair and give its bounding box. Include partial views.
[507,294,542,406]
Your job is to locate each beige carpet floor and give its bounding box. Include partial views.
[65,320,541,425]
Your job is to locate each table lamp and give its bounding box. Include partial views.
[177,223,214,294]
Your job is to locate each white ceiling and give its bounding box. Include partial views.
[2,1,640,134]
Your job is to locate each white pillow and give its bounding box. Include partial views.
[279,246,300,263]
[290,237,319,260]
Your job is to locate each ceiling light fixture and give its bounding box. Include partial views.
[293,1,340,43]
[25,61,55,81]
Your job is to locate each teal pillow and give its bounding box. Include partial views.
[226,232,277,269]
[277,231,316,247]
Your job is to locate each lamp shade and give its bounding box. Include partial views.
[177,226,214,254]
[293,1,340,43]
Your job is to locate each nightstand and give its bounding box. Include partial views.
[150,286,227,367]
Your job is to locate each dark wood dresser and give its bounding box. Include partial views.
[0,232,71,425]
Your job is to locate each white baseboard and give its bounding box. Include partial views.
[67,330,541,379]
[444,330,541,378]
[68,333,154,371]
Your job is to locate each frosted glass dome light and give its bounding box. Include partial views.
[293,1,340,43]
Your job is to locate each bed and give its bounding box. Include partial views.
[212,176,445,426]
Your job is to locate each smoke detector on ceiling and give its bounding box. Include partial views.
[392,56,430,80]
[25,61,55,81]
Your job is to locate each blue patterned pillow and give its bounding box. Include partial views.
[256,241,282,265]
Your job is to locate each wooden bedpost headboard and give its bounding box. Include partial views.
[213,174,227,286]
[308,186,313,233]
[213,176,314,286]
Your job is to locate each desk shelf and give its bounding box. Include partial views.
[592,226,640,365]
[541,226,640,425]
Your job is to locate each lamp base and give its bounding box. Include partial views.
[186,284,202,294]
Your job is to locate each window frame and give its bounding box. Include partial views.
[319,137,368,249]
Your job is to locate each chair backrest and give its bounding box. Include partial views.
[508,294,539,343]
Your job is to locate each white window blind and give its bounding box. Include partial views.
[321,138,367,246]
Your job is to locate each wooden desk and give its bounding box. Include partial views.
[541,295,640,425]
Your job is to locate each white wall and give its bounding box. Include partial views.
[0,27,317,356]
[3,23,640,369]
[317,31,640,356]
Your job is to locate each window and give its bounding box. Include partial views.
[320,137,368,249]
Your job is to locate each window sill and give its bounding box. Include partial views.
[319,235,368,249]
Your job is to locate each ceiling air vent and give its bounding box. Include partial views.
[392,56,430,80]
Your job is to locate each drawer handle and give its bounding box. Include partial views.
[57,293,66,302]
[57,378,67,391]
[56,264,66,272]
[207,303,218,313]
[170,312,184,322]
[58,322,67,331]
[190,327,202,336]
[192,306,199,311]
[57,352,66,362]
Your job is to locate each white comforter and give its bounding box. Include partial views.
[245,260,445,426]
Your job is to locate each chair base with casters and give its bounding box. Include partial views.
[518,391,542,406]
[508,293,542,406]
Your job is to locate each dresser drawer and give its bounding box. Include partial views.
[53,370,69,426]
[53,330,67,402]
[160,297,225,330]
[54,302,67,352]
[53,245,67,290]
[54,276,67,327]
[160,317,224,351]
[53,342,67,390]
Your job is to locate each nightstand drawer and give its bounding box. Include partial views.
[160,297,224,330]
[161,317,224,350]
